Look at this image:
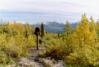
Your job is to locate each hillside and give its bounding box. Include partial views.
[33,22,77,33]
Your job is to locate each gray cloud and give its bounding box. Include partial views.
[0,0,99,23]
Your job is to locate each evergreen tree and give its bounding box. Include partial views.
[40,23,45,38]
[64,21,73,53]
[64,21,72,35]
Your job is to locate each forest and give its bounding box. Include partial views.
[0,14,99,67]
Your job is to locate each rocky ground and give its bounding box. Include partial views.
[17,57,64,67]
[7,48,65,67]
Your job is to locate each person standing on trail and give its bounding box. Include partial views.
[34,27,40,50]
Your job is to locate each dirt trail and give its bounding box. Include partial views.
[11,48,65,67]
[17,48,45,67]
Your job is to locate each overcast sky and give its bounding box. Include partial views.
[0,0,99,23]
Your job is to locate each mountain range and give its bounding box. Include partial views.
[33,22,77,33]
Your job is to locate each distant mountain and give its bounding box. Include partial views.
[44,22,64,33]
[33,22,77,33]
